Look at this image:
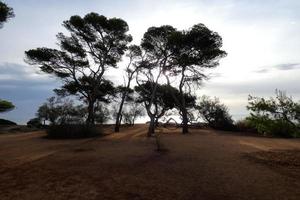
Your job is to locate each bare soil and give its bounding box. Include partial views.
[1,125,300,200]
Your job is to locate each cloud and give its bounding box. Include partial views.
[0,63,59,124]
[253,69,269,74]
[273,63,300,70]
[253,63,300,74]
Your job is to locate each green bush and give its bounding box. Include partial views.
[247,115,299,138]
[46,124,102,139]
[247,90,300,138]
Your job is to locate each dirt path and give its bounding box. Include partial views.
[0,125,300,200]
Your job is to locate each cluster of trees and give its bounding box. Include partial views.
[25,12,227,136]
[2,4,299,139]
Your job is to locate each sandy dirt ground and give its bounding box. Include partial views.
[1,125,300,200]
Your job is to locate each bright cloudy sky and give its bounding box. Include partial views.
[1,0,300,124]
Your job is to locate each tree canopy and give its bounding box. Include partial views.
[25,12,132,124]
[136,24,226,134]
[167,24,227,133]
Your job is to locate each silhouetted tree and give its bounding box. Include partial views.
[136,25,176,135]
[114,45,142,132]
[0,1,14,29]
[0,99,14,113]
[167,24,227,134]
[25,13,131,125]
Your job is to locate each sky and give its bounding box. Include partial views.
[0,0,300,124]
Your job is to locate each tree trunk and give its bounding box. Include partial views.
[114,96,125,132]
[148,116,155,137]
[155,117,159,127]
[114,72,134,132]
[86,100,95,125]
[179,67,188,134]
[181,107,189,134]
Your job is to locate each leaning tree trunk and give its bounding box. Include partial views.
[114,71,135,132]
[114,94,126,132]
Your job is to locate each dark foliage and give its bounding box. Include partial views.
[46,124,102,139]
[196,96,234,131]
[36,96,110,125]
[25,12,131,124]
[235,119,257,133]
[36,96,86,125]
[0,118,17,125]
[135,82,179,115]
[27,118,42,128]
[139,24,226,134]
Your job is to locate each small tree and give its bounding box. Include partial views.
[114,46,142,132]
[0,1,14,29]
[25,13,131,125]
[196,96,234,130]
[122,101,145,125]
[136,25,177,135]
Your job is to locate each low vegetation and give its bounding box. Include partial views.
[247,90,300,138]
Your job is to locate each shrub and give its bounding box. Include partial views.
[235,118,257,133]
[0,99,14,113]
[0,118,17,126]
[46,124,102,139]
[196,96,235,131]
[27,118,42,128]
[247,115,299,138]
[247,90,300,137]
